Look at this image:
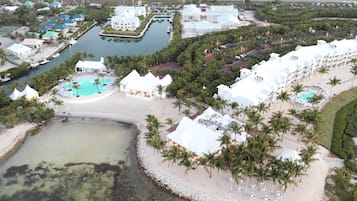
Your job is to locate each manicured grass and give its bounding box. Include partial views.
[317,87,357,148]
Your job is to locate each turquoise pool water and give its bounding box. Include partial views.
[63,77,112,96]
[299,91,315,102]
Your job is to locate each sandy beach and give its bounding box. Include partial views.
[0,59,354,200]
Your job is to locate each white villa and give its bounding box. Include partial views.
[111,6,146,31]
[217,38,357,108]
[277,149,302,163]
[6,44,35,60]
[75,57,106,73]
[119,70,172,99]
[21,38,44,50]
[167,107,246,157]
[181,4,240,38]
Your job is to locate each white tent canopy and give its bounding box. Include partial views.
[22,85,39,99]
[276,149,301,163]
[167,117,221,157]
[9,88,24,101]
[120,70,172,98]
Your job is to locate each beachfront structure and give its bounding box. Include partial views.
[167,117,221,157]
[8,85,39,100]
[37,7,50,12]
[75,57,106,73]
[9,88,24,101]
[3,6,19,12]
[167,107,246,157]
[111,15,140,31]
[21,38,44,49]
[182,4,201,21]
[51,1,61,8]
[48,19,58,26]
[59,14,70,21]
[277,149,301,163]
[181,4,239,38]
[217,38,357,108]
[22,85,39,99]
[114,6,146,17]
[6,44,34,60]
[41,31,59,41]
[119,70,172,99]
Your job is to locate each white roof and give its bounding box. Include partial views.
[9,88,24,100]
[121,70,172,92]
[167,117,221,157]
[6,44,32,54]
[111,15,139,24]
[115,6,146,16]
[22,85,39,99]
[276,149,301,162]
[75,57,106,71]
[182,4,201,16]
[219,38,357,107]
[21,38,44,47]
[216,14,239,24]
[4,6,19,12]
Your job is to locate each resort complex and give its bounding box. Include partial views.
[0,1,357,201]
[181,4,240,38]
[217,38,357,108]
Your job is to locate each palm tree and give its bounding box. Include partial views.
[299,145,317,171]
[219,132,231,150]
[307,94,324,108]
[317,67,329,84]
[157,85,164,99]
[165,118,174,126]
[247,110,263,129]
[327,76,341,98]
[73,82,80,97]
[255,102,268,114]
[349,60,357,87]
[162,145,181,166]
[94,78,101,94]
[230,102,238,112]
[294,123,307,151]
[292,83,304,98]
[174,99,184,113]
[183,109,191,117]
[277,90,290,111]
[230,122,243,141]
[0,49,6,67]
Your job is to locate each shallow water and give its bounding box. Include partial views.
[0,118,185,201]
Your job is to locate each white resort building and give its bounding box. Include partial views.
[167,107,246,157]
[75,57,106,73]
[181,4,240,38]
[6,44,35,60]
[217,38,357,108]
[9,85,39,101]
[119,70,172,99]
[111,6,146,31]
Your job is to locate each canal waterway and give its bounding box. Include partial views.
[0,118,185,201]
[7,20,170,85]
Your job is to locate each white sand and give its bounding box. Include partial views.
[0,123,35,159]
[2,61,353,200]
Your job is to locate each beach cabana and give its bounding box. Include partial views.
[119,70,140,91]
[75,57,106,73]
[9,88,24,101]
[276,149,302,163]
[22,85,39,100]
[6,44,34,60]
[167,117,221,157]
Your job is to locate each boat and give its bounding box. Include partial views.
[30,62,40,68]
[0,74,11,83]
[69,38,77,45]
[167,26,172,33]
[40,59,50,65]
[52,52,60,58]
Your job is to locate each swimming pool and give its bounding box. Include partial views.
[299,91,315,102]
[63,77,112,97]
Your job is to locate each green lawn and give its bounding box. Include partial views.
[317,87,357,148]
